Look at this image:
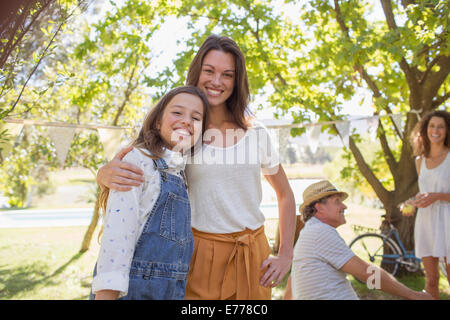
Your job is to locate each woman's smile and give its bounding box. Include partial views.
[197,49,235,107]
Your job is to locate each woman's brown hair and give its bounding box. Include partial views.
[410,110,450,157]
[186,34,251,130]
[98,86,209,242]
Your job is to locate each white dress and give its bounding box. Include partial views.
[414,152,450,259]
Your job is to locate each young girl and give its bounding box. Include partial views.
[91,86,209,300]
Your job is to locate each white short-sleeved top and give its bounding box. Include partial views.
[91,147,185,297]
[292,217,358,300]
[186,121,280,233]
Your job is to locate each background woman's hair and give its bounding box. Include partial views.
[410,110,450,157]
[97,85,209,243]
[186,34,251,130]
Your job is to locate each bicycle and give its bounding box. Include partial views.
[349,216,447,283]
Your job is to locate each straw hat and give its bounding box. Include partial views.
[299,180,348,213]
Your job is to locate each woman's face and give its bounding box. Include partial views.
[196,49,235,108]
[427,116,447,146]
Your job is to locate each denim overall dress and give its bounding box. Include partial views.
[91,157,194,300]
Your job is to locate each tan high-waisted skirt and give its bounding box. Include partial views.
[185,225,272,300]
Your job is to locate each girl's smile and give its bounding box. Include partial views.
[158,92,204,152]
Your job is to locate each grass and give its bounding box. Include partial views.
[0,226,100,300]
[350,274,450,300]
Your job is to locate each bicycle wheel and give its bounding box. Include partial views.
[349,233,401,283]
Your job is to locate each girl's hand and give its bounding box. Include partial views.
[259,253,292,288]
[97,146,145,191]
[413,192,438,208]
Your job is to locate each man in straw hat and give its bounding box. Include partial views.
[287,180,432,300]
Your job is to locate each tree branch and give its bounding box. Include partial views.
[7,18,64,115]
[327,106,391,204]
[0,1,53,69]
[380,0,417,88]
[333,1,400,181]
[431,92,450,109]
[5,1,88,117]
[354,65,383,98]
[112,54,140,126]
[333,0,349,35]
[419,55,440,84]
[348,136,391,204]
[333,1,404,136]
[380,0,397,29]
[238,0,291,92]
[377,117,398,176]
[423,55,450,106]
[400,0,415,9]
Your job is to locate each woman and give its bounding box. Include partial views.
[96,35,296,300]
[410,110,450,299]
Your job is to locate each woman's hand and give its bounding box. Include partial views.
[413,192,439,208]
[399,198,417,216]
[97,146,145,191]
[261,164,295,288]
[260,253,292,288]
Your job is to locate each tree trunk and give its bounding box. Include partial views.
[79,186,100,253]
[348,115,422,275]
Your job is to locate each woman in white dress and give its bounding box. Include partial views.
[410,110,450,299]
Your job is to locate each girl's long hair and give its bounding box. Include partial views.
[97,86,209,243]
[410,110,450,157]
[186,34,252,130]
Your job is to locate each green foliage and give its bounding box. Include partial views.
[0,126,58,207]
[65,131,106,173]
[0,0,87,158]
[0,0,164,206]
[0,0,84,117]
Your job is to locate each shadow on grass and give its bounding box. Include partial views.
[0,252,84,299]
[351,273,450,300]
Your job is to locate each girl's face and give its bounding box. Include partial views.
[427,116,447,146]
[197,49,235,108]
[158,93,204,152]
